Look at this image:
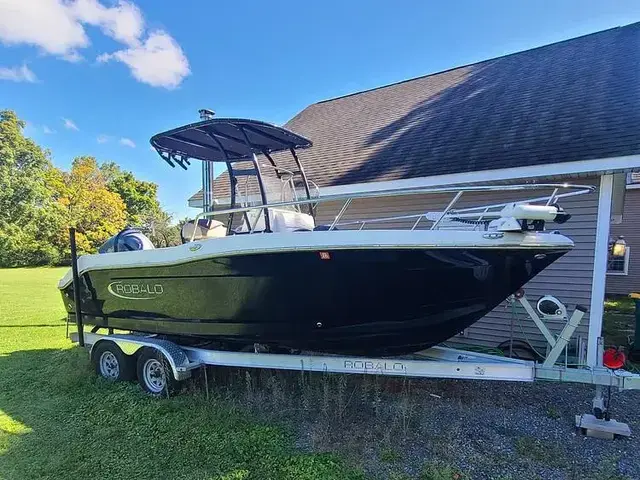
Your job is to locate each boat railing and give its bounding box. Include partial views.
[190,183,595,241]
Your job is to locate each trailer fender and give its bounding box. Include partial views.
[89,336,195,381]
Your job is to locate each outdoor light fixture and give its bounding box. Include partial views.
[610,235,627,258]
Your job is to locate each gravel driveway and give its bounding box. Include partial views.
[350,379,640,479]
[215,368,640,479]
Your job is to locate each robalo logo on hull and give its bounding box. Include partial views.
[107,281,164,300]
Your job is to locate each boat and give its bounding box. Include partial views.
[58,117,593,356]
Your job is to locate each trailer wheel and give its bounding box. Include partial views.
[136,347,179,395]
[92,341,135,382]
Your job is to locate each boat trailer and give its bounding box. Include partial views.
[70,293,640,439]
[71,329,640,391]
[67,226,639,439]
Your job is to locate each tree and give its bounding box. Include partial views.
[101,161,182,247]
[145,210,182,247]
[101,162,161,226]
[0,110,178,266]
[0,110,64,266]
[50,157,127,255]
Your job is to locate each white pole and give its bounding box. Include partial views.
[198,109,215,213]
[202,161,212,212]
[587,174,614,367]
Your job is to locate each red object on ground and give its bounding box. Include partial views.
[603,347,626,370]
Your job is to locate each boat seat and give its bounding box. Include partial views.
[236,208,315,233]
[181,219,226,243]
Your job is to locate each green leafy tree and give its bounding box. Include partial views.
[0,110,179,265]
[50,157,127,255]
[0,110,64,266]
[101,162,161,226]
[101,161,182,247]
[145,210,182,247]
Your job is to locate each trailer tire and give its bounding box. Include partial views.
[136,347,180,396]
[92,341,135,382]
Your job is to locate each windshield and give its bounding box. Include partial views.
[232,165,316,213]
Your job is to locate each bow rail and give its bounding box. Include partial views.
[190,183,595,241]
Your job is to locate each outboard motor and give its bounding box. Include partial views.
[98,227,155,254]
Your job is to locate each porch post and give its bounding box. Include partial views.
[587,174,614,367]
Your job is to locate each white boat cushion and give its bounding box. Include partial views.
[238,208,315,233]
[182,219,226,241]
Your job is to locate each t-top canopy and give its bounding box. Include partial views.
[150,118,312,168]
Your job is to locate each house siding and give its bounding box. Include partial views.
[607,188,640,295]
[314,177,599,350]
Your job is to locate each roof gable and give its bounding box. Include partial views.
[192,23,640,203]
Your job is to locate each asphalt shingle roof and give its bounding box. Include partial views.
[191,23,640,203]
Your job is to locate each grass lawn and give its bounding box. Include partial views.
[604,296,636,316]
[603,296,637,352]
[0,268,363,480]
[2,268,636,479]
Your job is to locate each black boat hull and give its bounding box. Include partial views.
[61,247,568,355]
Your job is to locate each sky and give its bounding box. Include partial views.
[1,1,639,220]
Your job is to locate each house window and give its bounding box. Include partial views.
[607,247,630,276]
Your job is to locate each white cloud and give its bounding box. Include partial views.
[0,0,89,61]
[0,1,190,87]
[62,117,79,131]
[97,31,189,89]
[0,64,37,82]
[43,125,55,134]
[119,137,135,148]
[71,0,144,47]
[97,134,110,143]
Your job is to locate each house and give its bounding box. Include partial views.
[607,173,640,296]
[189,23,640,366]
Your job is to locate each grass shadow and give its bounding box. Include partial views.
[0,348,363,480]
